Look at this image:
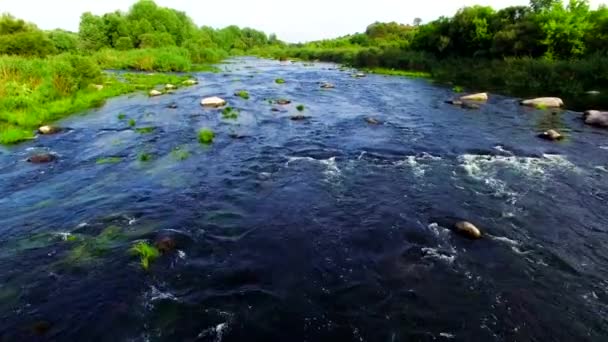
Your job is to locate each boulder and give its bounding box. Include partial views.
[353,72,366,78]
[201,96,226,108]
[183,79,199,86]
[454,221,482,239]
[460,92,488,102]
[149,89,163,97]
[521,97,563,108]
[538,129,563,141]
[27,153,56,164]
[365,117,380,125]
[583,110,608,128]
[38,125,61,135]
[165,84,176,90]
[320,82,335,89]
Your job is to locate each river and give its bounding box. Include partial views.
[0,57,607,341]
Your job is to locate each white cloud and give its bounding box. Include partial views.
[0,0,605,42]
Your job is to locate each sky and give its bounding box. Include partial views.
[0,0,606,42]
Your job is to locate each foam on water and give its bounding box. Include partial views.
[423,223,458,264]
[394,153,443,177]
[286,156,341,178]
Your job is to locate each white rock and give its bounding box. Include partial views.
[38,125,61,135]
[460,92,488,101]
[92,84,104,91]
[521,97,563,108]
[201,96,226,108]
[165,84,176,90]
[183,79,199,85]
[149,89,163,97]
[583,110,608,128]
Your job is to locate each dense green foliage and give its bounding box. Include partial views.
[272,0,608,108]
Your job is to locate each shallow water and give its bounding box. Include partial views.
[1,57,607,341]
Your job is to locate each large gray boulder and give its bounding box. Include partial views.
[521,97,564,108]
[583,110,608,127]
[454,221,482,239]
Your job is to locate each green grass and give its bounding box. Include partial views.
[198,128,215,144]
[93,47,192,72]
[235,90,250,100]
[0,54,193,145]
[96,157,123,164]
[275,78,285,84]
[367,68,432,78]
[296,104,305,112]
[221,107,239,119]
[129,241,160,270]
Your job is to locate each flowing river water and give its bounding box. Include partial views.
[0,58,607,341]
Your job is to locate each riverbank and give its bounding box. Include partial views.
[0,53,201,144]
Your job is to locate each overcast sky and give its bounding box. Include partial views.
[0,0,605,42]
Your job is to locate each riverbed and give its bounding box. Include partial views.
[0,57,607,341]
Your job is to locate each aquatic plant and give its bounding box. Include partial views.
[453,86,464,93]
[275,78,285,84]
[236,90,250,100]
[135,126,155,134]
[96,157,123,164]
[128,119,136,127]
[117,113,127,120]
[221,107,239,119]
[296,104,305,112]
[129,241,160,270]
[535,103,549,110]
[198,128,215,144]
[171,147,190,161]
[138,153,152,162]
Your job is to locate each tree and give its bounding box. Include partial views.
[414,18,422,26]
[79,12,109,51]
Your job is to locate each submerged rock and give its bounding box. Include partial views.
[149,89,163,97]
[275,99,291,105]
[155,236,176,254]
[320,82,335,89]
[183,79,199,86]
[461,102,481,110]
[165,84,176,90]
[290,115,309,121]
[586,90,601,95]
[353,72,366,78]
[167,103,178,109]
[583,110,608,127]
[454,221,482,239]
[201,97,226,108]
[538,129,563,141]
[27,153,56,164]
[271,107,281,112]
[521,97,564,108]
[445,99,463,106]
[31,320,52,335]
[38,125,61,135]
[365,117,380,125]
[460,92,488,101]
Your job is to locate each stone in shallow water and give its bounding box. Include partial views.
[275,99,291,105]
[320,82,335,89]
[155,236,176,254]
[149,89,163,97]
[201,96,226,108]
[538,129,563,141]
[365,117,380,125]
[164,84,176,90]
[38,125,61,135]
[460,92,488,101]
[521,97,563,108]
[183,79,199,85]
[583,110,608,128]
[454,221,482,239]
[290,115,309,121]
[27,153,56,164]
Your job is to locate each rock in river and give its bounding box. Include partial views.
[201,97,227,108]
[275,99,291,105]
[521,97,564,108]
[155,236,176,254]
[183,79,199,86]
[365,117,380,125]
[165,84,176,90]
[38,125,61,135]
[583,110,608,127]
[290,115,309,121]
[149,89,163,97]
[538,129,563,141]
[27,153,56,164]
[460,92,488,101]
[353,72,366,78]
[320,82,335,89]
[454,221,482,239]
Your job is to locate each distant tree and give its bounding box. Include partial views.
[414,18,422,26]
[48,30,79,53]
[79,12,109,51]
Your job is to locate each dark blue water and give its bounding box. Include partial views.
[1,58,607,341]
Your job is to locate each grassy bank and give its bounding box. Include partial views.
[0,54,193,144]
